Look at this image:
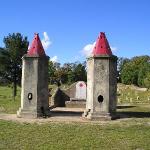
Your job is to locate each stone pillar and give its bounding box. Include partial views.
[83,32,117,120]
[17,33,50,118]
[83,55,117,120]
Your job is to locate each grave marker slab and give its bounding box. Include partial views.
[75,81,86,100]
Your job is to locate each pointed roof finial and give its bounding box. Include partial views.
[92,32,112,56]
[28,33,45,56]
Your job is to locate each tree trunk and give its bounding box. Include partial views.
[13,66,17,100]
[13,81,17,100]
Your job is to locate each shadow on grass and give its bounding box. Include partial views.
[117,105,150,118]
[51,111,83,117]
[50,105,150,119]
[51,111,150,119]
[117,111,150,118]
[117,105,136,109]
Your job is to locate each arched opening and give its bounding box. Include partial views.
[98,95,104,103]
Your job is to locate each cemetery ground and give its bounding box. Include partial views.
[0,85,150,150]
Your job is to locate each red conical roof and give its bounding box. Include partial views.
[92,32,112,56]
[28,33,45,56]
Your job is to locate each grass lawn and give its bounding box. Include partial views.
[117,83,150,104]
[0,85,150,149]
[0,86,20,114]
[0,119,150,150]
[0,84,150,114]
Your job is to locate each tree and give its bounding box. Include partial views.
[120,55,150,87]
[143,72,150,88]
[117,57,130,82]
[0,33,29,99]
[73,62,87,82]
[67,61,87,84]
[48,60,56,84]
[121,63,138,85]
[48,61,87,85]
[138,63,150,87]
[67,70,75,84]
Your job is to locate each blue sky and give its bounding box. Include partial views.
[0,0,150,64]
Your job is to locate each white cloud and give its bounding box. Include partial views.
[28,45,30,50]
[110,46,118,52]
[50,56,58,62]
[41,32,52,50]
[81,42,96,57]
[81,42,118,57]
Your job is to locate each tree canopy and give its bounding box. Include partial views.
[120,55,150,88]
[0,33,29,97]
[48,61,87,85]
[0,33,149,91]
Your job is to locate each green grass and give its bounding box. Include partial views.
[117,83,150,104]
[0,84,69,114]
[0,86,20,113]
[0,85,150,149]
[0,119,150,150]
[0,84,150,114]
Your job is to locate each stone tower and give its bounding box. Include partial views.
[83,32,117,120]
[17,33,50,118]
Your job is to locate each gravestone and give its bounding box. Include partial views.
[61,81,87,101]
[62,81,87,108]
[74,81,86,100]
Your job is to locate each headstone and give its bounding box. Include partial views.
[75,81,86,100]
[63,81,87,108]
[137,96,140,100]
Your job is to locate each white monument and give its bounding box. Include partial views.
[75,81,86,100]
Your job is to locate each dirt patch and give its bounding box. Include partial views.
[0,113,121,125]
[0,107,149,125]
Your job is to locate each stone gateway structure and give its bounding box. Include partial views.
[17,33,50,118]
[17,32,117,121]
[83,32,117,120]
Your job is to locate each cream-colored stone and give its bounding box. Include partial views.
[83,55,117,120]
[17,55,50,118]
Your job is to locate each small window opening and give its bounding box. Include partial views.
[28,93,32,100]
[98,95,103,103]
